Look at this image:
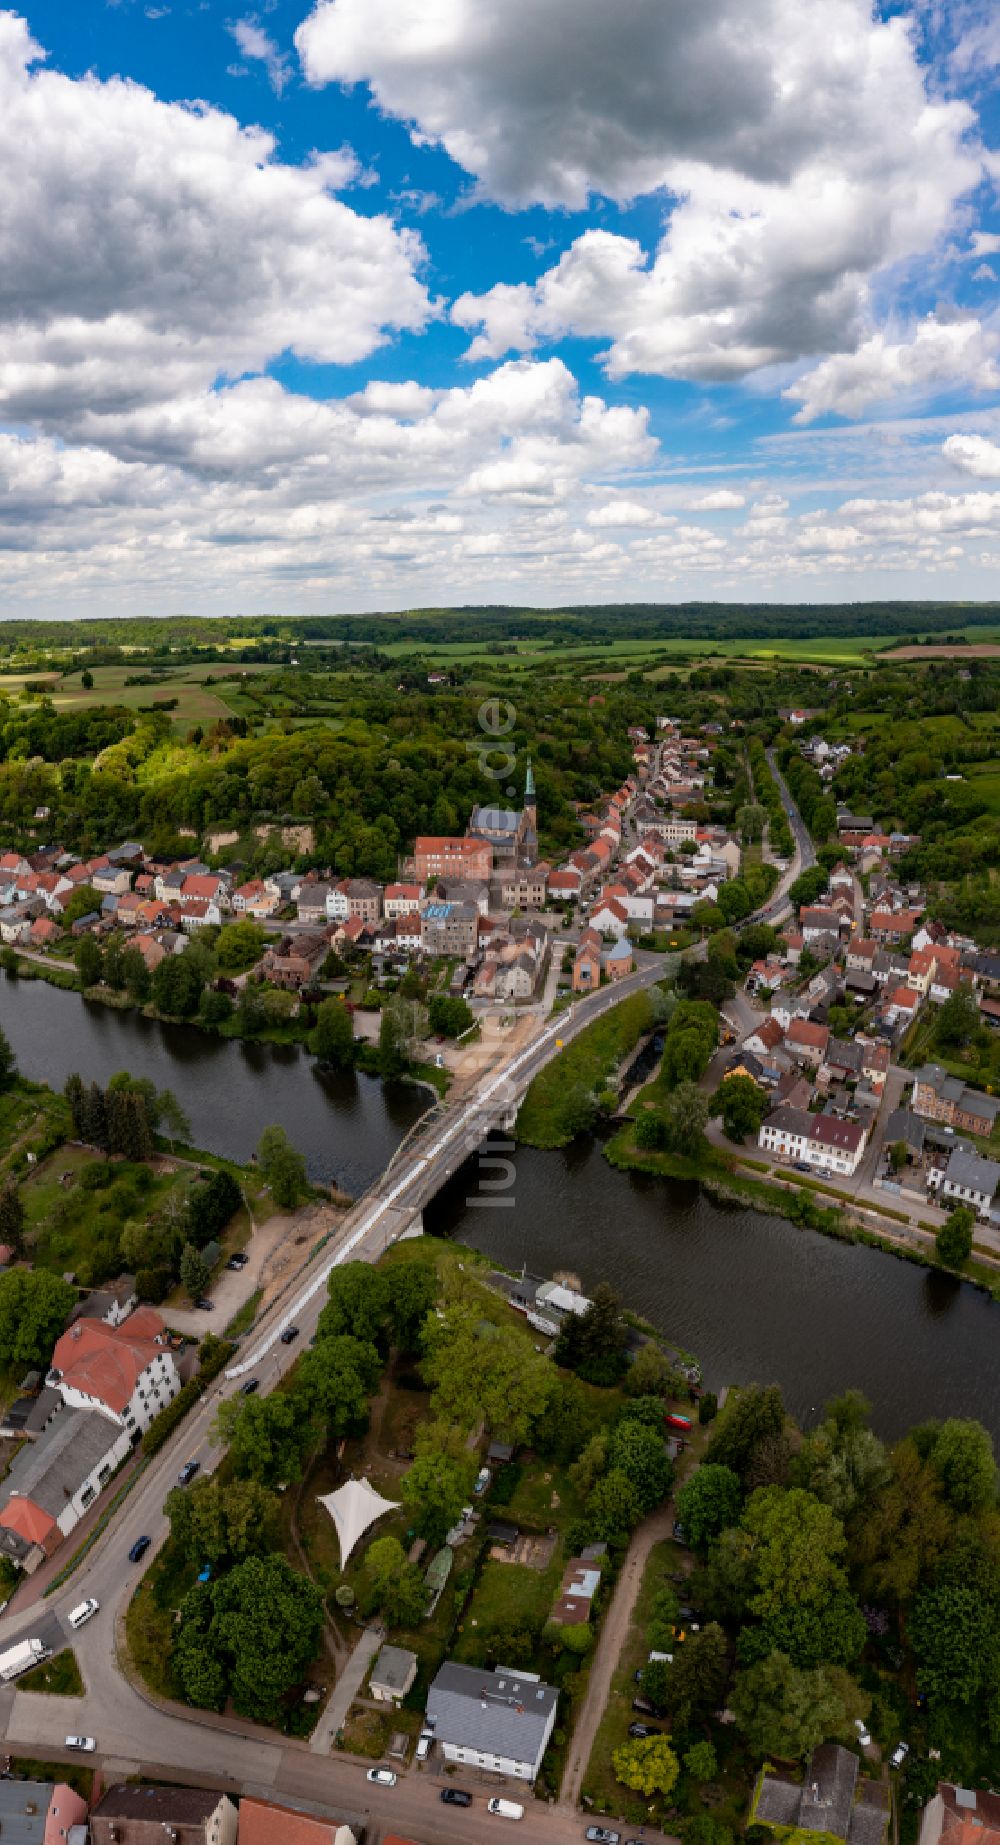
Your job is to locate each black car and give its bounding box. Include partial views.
[280,1326,300,1345]
[177,1460,200,1487]
[226,1253,249,1271]
[194,1298,214,1312]
[631,1696,664,1718]
[240,1377,260,1396]
[628,1723,654,1738]
[128,1535,151,1563]
[440,1789,472,1807]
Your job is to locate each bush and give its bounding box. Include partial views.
[143,1379,201,1456]
[79,1161,114,1192]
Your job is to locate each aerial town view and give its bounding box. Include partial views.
[0,3,999,1845]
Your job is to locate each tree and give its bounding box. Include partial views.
[742,1486,847,1618]
[73,934,102,987]
[716,1075,770,1144]
[121,946,151,1005]
[684,1741,718,1784]
[0,1027,16,1094]
[676,1464,742,1552]
[187,1169,241,1246]
[888,1140,909,1174]
[852,1436,954,1604]
[386,1257,438,1350]
[81,668,93,689]
[256,1124,307,1209]
[569,1430,609,1500]
[0,1179,24,1255]
[153,952,204,1018]
[923,1418,997,1514]
[318,1263,390,1347]
[661,1623,728,1728]
[623,1342,683,1399]
[377,1003,409,1081]
[402,1431,477,1546]
[64,1071,86,1136]
[937,1205,974,1269]
[936,987,982,1050]
[690,1526,755,1624]
[180,1243,211,1301]
[554,1281,628,1386]
[214,1389,317,1486]
[792,1402,888,1519]
[0,1269,76,1366]
[428,994,475,1038]
[295,1335,381,1438]
[310,997,355,1069]
[909,1548,1000,1710]
[660,1081,709,1151]
[731,1652,868,1761]
[612,1734,679,1798]
[361,1535,428,1627]
[165,1476,279,1565]
[608,1419,673,1514]
[556,1084,598,1140]
[706,1383,790,1490]
[744,1591,867,1671]
[215,920,266,973]
[175,1553,324,1723]
[158,1088,191,1150]
[587,1468,643,1541]
[421,1303,553,1441]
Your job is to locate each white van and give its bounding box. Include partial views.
[415,1731,434,1761]
[488,1799,524,1820]
[67,1598,99,1630]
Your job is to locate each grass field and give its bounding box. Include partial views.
[515,988,657,1147]
[0,662,275,732]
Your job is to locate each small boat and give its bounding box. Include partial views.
[664,1412,694,1431]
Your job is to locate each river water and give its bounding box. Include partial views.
[424,1138,1000,1442]
[0,975,426,1195]
[3,977,1000,1440]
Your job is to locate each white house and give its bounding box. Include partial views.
[48,1308,182,1437]
[425,1662,558,1782]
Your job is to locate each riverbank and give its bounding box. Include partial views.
[515,987,659,1147]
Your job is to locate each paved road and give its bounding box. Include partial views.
[0,952,675,1829]
[760,748,816,925]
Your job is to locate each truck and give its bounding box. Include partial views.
[0,1638,51,1682]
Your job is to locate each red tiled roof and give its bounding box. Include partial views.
[787,1019,830,1049]
[180,874,221,900]
[238,1799,348,1844]
[50,1311,166,1415]
[0,1496,58,1546]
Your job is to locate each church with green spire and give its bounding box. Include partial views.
[467,757,538,870]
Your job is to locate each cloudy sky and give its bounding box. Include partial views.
[5,0,1000,615]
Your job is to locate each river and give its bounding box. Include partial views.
[0,975,426,1195]
[4,977,1000,1441]
[424,1137,1000,1443]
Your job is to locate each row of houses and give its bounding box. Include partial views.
[0,1776,364,1845]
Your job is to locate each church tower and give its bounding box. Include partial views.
[520,757,538,865]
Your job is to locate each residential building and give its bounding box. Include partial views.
[919,1784,1000,1845]
[500,865,550,909]
[0,1401,134,1569]
[425,1661,558,1781]
[912,1064,1000,1136]
[421,901,479,958]
[343,879,382,923]
[550,1558,601,1625]
[297,883,336,925]
[589,896,630,939]
[759,1105,868,1176]
[238,1801,357,1845]
[573,932,602,993]
[785,1018,831,1065]
[755,1743,888,1845]
[743,1017,785,1059]
[927,1145,1000,1219]
[232,879,278,918]
[90,1783,238,1845]
[431,878,490,916]
[0,1776,88,1845]
[383,882,422,919]
[414,836,493,883]
[606,939,634,980]
[262,931,328,989]
[369,1643,418,1706]
[49,1308,181,1435]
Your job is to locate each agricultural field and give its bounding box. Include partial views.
[0,662,275,732]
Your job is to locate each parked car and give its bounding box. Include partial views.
[631,1696,661,1717]
[891,1742,909,1769]
[128,1536,151,1564]
[415,1732,434,1761]
[793,1160,813,1173]
[671,1519,688,1545]
[226,1252,249,1270]
[473,1466,491,1495]
[367,1768,396,1787]
[194,1298,214,1312]
[854,1718,872,1748]
[441,1789,473,1807]
[585,1828,620,1843]
[280,1326,300,1346]
[177,1460,200,1487]
[240,1378,260,1396]
[64,1736,95,1753]
[628,1723,654,1738]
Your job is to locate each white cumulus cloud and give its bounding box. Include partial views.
[942,433,1000,478]
[785,318,1000,422]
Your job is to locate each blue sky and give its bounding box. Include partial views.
[2,0,1000,615]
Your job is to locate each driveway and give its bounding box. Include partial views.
[164,1202,343,1338]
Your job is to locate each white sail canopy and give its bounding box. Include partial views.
[317,1477,400,1565]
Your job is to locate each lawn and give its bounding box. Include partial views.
[19,1144,193,1284]
[516,988,658,1147]
[18,1648,84,1696]
[0,662,276,734]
